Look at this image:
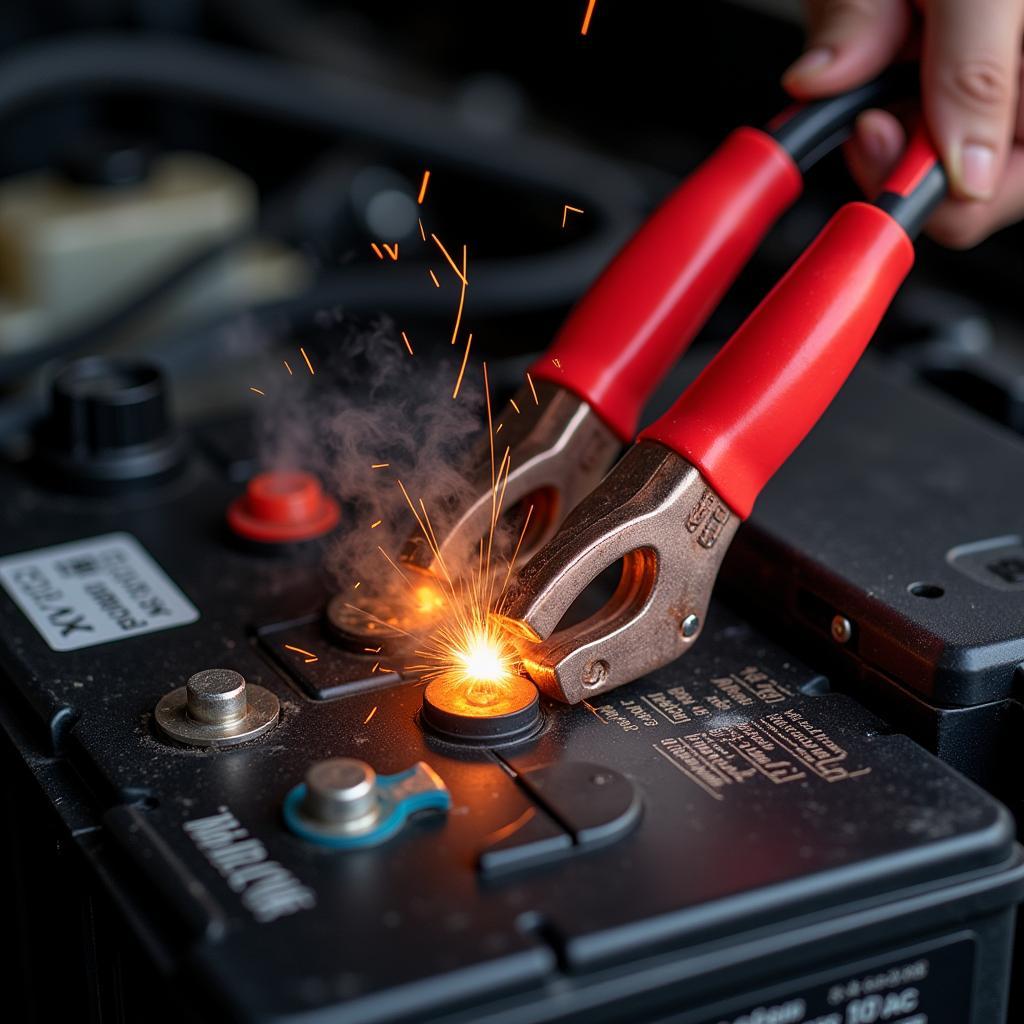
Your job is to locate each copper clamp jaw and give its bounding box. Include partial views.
[497,441,739,704]
[403,378,620,573]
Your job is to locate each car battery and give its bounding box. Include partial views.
[1,357,1023,1023]
[722,354,1024,825]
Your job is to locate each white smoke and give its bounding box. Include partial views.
[256,313,487,591]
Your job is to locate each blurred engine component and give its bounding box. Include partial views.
[0,143,305,357]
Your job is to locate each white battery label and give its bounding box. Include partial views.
[0,532,199,651]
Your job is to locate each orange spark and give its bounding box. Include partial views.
[383,243,399,260]
[386,417,523,700]
[552,357,562,369]
[363,706,378,725]
[371,661,380,673]
[343,603,415,640]
[284,360,293,375]
[396,480,433,557]
[401,331,414,355]
[452,333,473,399]
[354,581,362,589]
[370,242,384,259]
[510,399,520,414]
[562,204,584,228]
[417,169,431,204]
[249,387,265,396]
[377,544,417,596]
[370,519,382,529]
[495,422,503,434]
[484,362,495,495]
[431,234,468,285]
[364,646,382,654]
[582,700,608,722]
[429,269,440,288]
[526,371,539,404]
[501,503,535,594]
[581,0,597,35]
[371,463,390,469]
[284,643,318,664]
[300,347,314,375]
[418,217,426,241]
[450,245,468,345]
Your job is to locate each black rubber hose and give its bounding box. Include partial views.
[0,33,648,216]
[770,64,917,171]
[0,33,654,385]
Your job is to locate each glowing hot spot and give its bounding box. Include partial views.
[456,634,510,686]
[414,584,446,618]
[415,604,528,720]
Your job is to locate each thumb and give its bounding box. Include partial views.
[921,0,1024,200]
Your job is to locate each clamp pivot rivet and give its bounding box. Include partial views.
[680,614,700,638]
[582,659,609,688]
[831,615,853,644]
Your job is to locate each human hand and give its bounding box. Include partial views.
[783,0,1024,247]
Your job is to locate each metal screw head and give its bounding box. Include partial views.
[301,758,380,832]
[831,615,853,644]
[680,614,700,639]
[582,659,609,688]
[186,669,247,725]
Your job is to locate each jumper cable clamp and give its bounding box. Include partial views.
[499,123,946,703]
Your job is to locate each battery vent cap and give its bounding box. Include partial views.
[227,470,340,543]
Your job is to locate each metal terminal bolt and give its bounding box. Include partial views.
[283,759,451,848]
[831,615,853,644]
[186,669,247,725]
[294,757,389,835]
[154,669,279,748]
[301,758,380,833]
[680,614,700,638]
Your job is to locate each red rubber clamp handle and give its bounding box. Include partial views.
[882,123,939,197]
[531,127,802,443]
[639,202,916,518]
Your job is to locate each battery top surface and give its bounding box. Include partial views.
[734,356,1024,707]
[0,436,1020,1024]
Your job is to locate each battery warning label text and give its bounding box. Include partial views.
[653,706,870,801]
[0,532,199,651]
[706,939,972,1024]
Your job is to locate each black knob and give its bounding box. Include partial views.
[37,358,185,491]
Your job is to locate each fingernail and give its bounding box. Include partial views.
[959,143,997,200]
[784,47,834,81]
